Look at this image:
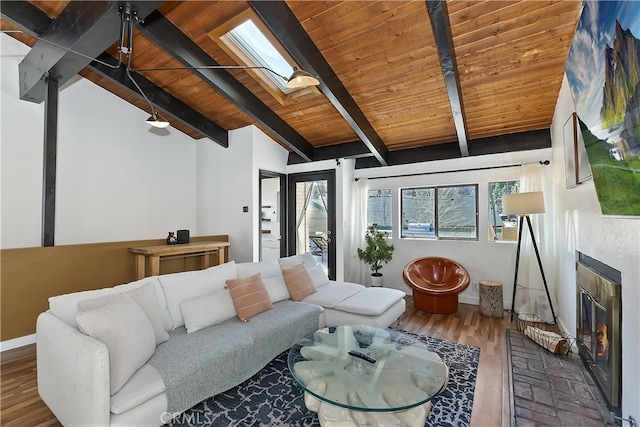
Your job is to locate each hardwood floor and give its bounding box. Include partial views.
[0,344,60,427]
[0,298,514,426]
[398,299,515,427]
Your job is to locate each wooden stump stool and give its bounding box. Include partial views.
[479,280,503,317]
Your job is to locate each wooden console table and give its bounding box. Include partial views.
[128,241,230,279]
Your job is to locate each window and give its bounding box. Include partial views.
[401,188,435,237]
[488,181,519,241]
[367,189,392,233]
[208,10,314,104]
[226,20,294,94]
[401,185,478,240]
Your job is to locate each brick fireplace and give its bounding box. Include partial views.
[576,252,622,415]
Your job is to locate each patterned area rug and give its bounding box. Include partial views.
[165,332,480,427]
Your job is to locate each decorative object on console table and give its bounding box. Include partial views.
[166,232,177,245]
[357,223,394,287]
[176,229,190,244]
[502,191,557,324]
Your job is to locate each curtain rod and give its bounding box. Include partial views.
[355,160,549,181]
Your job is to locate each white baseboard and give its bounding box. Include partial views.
[460,294,512,311]
[1,334,36,352]
[459,295,480,306]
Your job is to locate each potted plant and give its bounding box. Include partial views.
[357,223,394,287]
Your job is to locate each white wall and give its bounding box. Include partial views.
[350,150,552,304]
[550,75,640,419]
[196,124,290,263]
[252,127,289,261]
[2,36,45,247]
[198,126,253,262]
[1,34,198,248]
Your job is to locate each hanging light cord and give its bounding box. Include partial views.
[3,25,270,126]
[3,5,319,127]
[117,8,161,120]
[2,9,162,121]
[130,64,290,83]
[1,30,294,85]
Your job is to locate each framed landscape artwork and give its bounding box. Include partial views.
[564,0,640,216]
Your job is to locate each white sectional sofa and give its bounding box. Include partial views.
[36,253,405,426]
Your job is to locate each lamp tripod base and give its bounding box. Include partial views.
[509,215,557,324]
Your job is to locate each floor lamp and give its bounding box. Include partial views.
[502,191,557,324]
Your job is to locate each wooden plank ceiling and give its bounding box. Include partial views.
[1,0,583,168]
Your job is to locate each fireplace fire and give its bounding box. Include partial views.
[576,253,621,412]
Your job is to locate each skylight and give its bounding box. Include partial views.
[226,19,294,93]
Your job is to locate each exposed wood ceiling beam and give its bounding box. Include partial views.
[426,0,469,157]
[249,0,389,167]
[137,10,315,162]
[288,141,373,165]
[17,1,162,103]
[355,129,551,169]
[1,1,228,147]
[467,129,551,156]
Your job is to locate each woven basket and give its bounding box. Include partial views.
[515,313,575,356]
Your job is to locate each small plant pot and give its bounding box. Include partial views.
[371,274,383,287]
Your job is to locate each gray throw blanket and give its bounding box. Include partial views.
[149,301,322,414]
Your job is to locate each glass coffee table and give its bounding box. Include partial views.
[287,325,448,427]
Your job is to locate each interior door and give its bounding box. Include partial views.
[287,170,336,279]
[259,170,286,261]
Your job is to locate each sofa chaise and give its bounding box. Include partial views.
[36,253,406,426]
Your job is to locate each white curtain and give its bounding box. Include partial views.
[514,163,558,323]
[346,178,370,285]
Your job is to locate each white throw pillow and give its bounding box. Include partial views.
[114,277,172,331]
[236,259,283,279]
[263,276,290,303]
[307,264,330,288]
[78,282,169,345]
[160,261,237,329]
[49,287,118,327]
[180,289,237,333]
[76,294,156,395]
[278,252,317,269]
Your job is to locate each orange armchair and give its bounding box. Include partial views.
[402,257,470,313]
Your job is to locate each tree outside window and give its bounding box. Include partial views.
[401,185,477,240]
[366,189,392,233]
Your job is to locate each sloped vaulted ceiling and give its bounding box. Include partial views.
[1,0,583,169]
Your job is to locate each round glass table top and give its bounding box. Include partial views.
[287,325,447,412]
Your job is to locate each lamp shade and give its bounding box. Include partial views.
[286,67,320,89]
[502,191,545,215]
[146,113,170,129]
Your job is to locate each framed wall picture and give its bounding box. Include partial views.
[563,112,592,189]
[564,1,640,215]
